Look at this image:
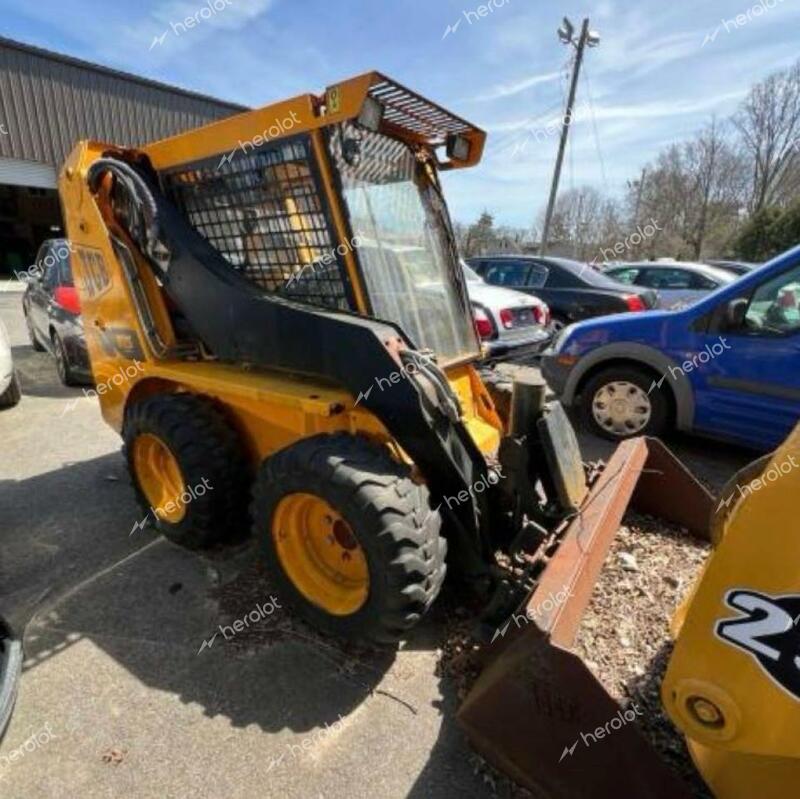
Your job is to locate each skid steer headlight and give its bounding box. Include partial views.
[358,97,384,132]
[446,134,471,162]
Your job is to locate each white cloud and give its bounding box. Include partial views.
[469,69,562,102]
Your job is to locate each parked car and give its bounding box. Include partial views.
[542,249,800,451]
[468,255,657,332]
[22,239,91,386]
[605,261,736,310]
[705,259,760,276]
[0,319,21,408]
[0,616,22,742]
[462,262,551,362]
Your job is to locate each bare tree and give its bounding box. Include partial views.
[733,61,800,212]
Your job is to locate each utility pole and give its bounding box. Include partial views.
[540,18,599,256]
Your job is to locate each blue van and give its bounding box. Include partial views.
[541,246,800,451]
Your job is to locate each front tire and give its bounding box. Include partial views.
[252,433,446,644]
[580,366,671,441]
[124,394,251,549]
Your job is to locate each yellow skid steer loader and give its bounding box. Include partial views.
[57,72,794,796]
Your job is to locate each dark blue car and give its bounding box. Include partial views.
[542,246,800,452]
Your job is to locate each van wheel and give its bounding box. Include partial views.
[580,366,670,441]
[252,433,446,644]
[123,394,251,549]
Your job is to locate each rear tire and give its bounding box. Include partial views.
[252,433,446,644]
[124,394,251,549]
[25,312,45,352]
[0,371,21,408]
[580,365,671,441]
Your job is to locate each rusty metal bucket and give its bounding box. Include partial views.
[458,436,714,798]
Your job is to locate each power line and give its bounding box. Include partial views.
[581,61,609,192]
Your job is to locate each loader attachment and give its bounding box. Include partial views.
[458,436,714,799]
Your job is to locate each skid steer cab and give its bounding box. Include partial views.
[59,72,704,654]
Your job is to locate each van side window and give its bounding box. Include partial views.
[745,264,800,335]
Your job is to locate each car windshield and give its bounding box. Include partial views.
[331,125,479,363]
[548,257,629,289]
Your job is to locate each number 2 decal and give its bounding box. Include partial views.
[716,589,800,701]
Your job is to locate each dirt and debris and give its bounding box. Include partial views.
[574,511,714,798]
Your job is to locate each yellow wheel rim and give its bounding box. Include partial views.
[132,433,187,524]
[272,493,369,616]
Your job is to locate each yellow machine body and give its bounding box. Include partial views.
[57,73,500,467]
[663,423,800,798]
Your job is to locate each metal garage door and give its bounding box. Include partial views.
[0,156,57,189]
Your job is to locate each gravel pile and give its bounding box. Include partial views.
[573,511,714,798]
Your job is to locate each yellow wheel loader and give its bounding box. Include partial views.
[57,72,794,796]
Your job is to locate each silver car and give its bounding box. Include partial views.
[463,262,552,362]
[605,261,735,310]
[0,318,21,408]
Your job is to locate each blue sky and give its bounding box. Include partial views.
[2,0,800,227]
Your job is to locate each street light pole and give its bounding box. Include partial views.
[539,17,597,256]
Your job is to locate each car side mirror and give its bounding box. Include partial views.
[726,297,748,329]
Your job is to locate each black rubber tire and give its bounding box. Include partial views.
[123,394,251,549]
[53,332,80,387]
[252,433,446,644]
[0,617,22,744]
[25,311,45,351]
[550,314,570,334]
[0,371,21,408]
[580,365,671,441]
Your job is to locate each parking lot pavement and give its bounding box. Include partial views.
[0,294,754,798]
